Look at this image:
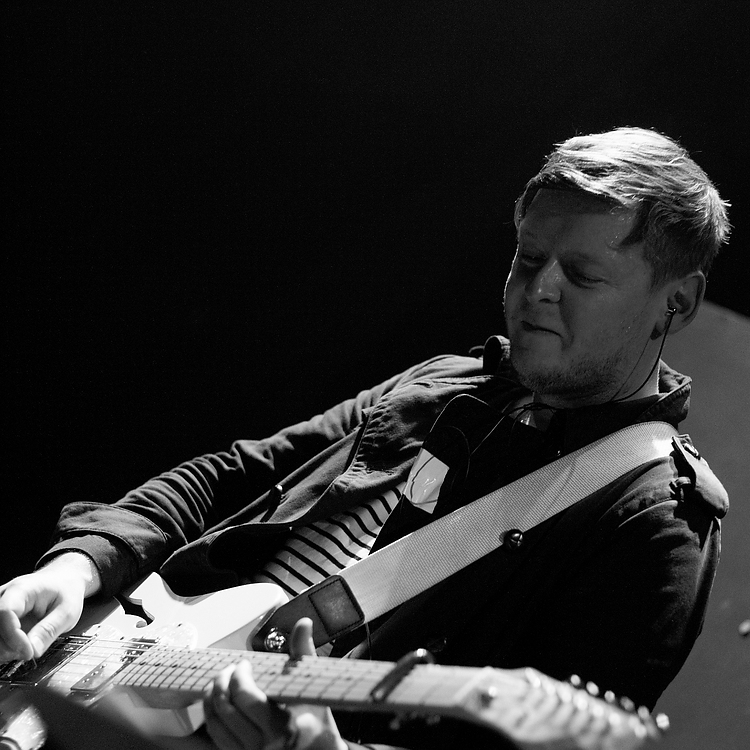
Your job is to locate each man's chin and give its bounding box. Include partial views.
[515,369,564,395]
[511,357,620,406]
[510,352,561,390]
[511,353,584,397]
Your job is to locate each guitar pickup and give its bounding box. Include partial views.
[69,660,126,696]
[0,637,92,687]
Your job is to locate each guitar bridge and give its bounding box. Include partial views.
[0,636,93,688]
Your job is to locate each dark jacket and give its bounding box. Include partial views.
[41,337,728,748]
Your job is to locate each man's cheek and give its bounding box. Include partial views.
[503,282,521,315]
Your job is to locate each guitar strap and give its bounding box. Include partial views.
[253,420,679,652]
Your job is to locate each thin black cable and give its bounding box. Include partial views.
[446,399,560,499]
[608,309,676,404]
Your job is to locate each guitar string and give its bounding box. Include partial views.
[10,639,555,706]
[4,642,651,740]
[10,639,496,709]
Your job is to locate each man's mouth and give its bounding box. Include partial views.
[521,321,559,336]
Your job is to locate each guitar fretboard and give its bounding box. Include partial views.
[113,646,516,716]
[3,637,660,750]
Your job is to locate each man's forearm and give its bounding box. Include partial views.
[40,551,102,597]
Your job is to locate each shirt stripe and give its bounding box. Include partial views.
[251,485,402,598]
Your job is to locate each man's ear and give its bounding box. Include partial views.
[652,271,706,337]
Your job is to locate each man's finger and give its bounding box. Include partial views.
[204,666,249,750]
[0,613,34,662]
[0,590,35,661]
[227,661,290,736]
[290,617,316,660]
[25,606,70,658]
[204,690,247,750]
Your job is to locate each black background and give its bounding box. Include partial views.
[6,1,748,578]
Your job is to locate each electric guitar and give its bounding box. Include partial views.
[0,574,666,749]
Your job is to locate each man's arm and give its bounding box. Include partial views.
[0,551,101,661]
[36,364,419,598]
[2,357,450,657]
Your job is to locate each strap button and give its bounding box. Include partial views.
[264,627,288,652]
[503,529,524,550]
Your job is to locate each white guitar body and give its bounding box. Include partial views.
[0,574,288,742]
[2,574,665,750]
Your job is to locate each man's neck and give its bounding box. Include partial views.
[532,364,662,413]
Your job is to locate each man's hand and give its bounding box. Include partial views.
[204,618,347,750]
[0,552,101,662]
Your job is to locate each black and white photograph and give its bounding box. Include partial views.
[4,3,748,749]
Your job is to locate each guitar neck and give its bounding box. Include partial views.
[113,645,485,718]
[106,645,658,750]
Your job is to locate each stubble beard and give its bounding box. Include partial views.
[510,345,633,407]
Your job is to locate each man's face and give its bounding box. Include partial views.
[503,189,665,407]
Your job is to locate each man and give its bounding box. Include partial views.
[0,127,731,750]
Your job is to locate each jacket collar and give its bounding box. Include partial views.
[480,335,691,453]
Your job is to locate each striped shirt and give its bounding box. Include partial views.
[251,483,404,599]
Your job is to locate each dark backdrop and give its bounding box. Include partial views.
[5,3,748,736]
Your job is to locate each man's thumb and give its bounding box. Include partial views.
[290,617,317,659]
[27,609,67,658]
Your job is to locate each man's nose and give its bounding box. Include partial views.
[526,260,563,304]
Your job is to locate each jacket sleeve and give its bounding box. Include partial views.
[37,361,438,595]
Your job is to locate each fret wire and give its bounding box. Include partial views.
[6,638,512,723]
[18,639,489,714]
[116,649,398,699]
[97,645,531,720]
[114,648,473,711]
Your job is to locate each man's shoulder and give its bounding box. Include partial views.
[671,433,729,518]
[402,354,485,381]
[602,432,729,525]
[400,336,512,383]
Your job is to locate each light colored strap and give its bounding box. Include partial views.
[340,421,678,621]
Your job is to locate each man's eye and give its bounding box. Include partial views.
[518,254,545,267]
[569,269,599,286]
